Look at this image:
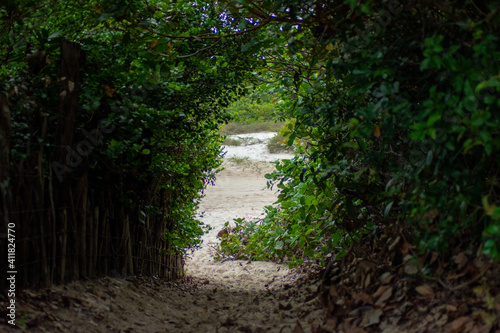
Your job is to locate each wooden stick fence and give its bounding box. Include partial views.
[0,40,184,291]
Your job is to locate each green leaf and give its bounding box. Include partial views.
[97,13,112,23]
[48,31,62,40]
[485,144,493,156]
[427,113,441,127]
[484,95,497,104]
[384,201,394,219]
[483,239,499,260]
[486,224,500,236]
[492,207,500,219]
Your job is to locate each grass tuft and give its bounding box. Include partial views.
[228,156,251,164]
[222,137,244,146]
[220,121,284,135]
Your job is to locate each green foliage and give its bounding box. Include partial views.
[217,0,500,264]
[219,139,371,266]
[223,90,282,123]
[5,0,500,267]
[402,30,500,253]
[1,0,256,255]
[220,89,285,135]
[483,205,500,260]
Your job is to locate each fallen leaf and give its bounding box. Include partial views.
[445,304,458,312]
[476,310,496,325]
[430,251,439,265]
[292,320,304,333]
[330,285,339,298]
[423,208,439,220]
[379,272,394,285]
[401,242,411,256]
[436,313,448,327]
[447,316,469,333]
[415,285,434,299]
[353,293,373,305]
[457,302,469,316]
[360,308,383,327]
[485,289,495,310]
[91,290,107,300]
[395,302,412,317]
[324,318,337,330]
[349,306,372,318]
[477,324,493,333]
[372,285,389,299]
[364,273,372,289]
[388,236,401,251]
[404,256,419,275]
[375,286,393,306]
[453,252,468,270]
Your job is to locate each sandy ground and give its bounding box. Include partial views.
[221,132,293,162]
[186,133,295,287]
[2,133,325,332]
[186,160,291,289]
[186,133,297,289]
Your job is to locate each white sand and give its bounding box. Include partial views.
[186,132,296,290]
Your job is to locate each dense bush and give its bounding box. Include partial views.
[223,91,279,123]
[0,0,256,259]
[217,0,500,265]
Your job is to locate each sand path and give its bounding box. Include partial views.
[186,132,296,290]
[6,133,324,333]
